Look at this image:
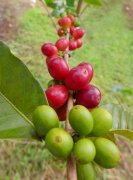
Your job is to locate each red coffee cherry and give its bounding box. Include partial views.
[65,66,90,90]
[45,85,69,109]
[47,56,69,80]
[78,62,94,82]
[69,40,77,51]
[76,39,83,48]
[67,14,75,23]
[70,26,76,36]
[41,43,58,57]
[58,28,65,37]
[46,56,57,65]
[73,28,85,39]
[76,84,101,108]
[55,38,69,51]
[58,17,71,29]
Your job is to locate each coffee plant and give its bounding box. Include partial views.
[0,0,133,179]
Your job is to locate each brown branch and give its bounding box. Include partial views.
[67,155,77,180]
[65,94,74,134]
[65,95,77,180]
[63,29,77,180]
[64,30,73,133]
[76,0,83,17]
[39,0,58,31]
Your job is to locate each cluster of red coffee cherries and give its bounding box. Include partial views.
[41,15,101,120]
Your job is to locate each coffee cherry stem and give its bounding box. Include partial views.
[40,0,58,31]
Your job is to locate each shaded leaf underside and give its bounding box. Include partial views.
[101,103,133,140]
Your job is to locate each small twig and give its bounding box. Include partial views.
[40,0,58,31]
[64,29,70,64]
[76,0,83,17]
[80,4,89,16]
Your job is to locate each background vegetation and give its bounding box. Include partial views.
[0,0,133,179]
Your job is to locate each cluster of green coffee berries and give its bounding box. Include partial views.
[33,106,120,165]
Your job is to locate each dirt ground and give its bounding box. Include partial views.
[0,0,36,41]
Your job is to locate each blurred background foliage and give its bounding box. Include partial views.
[0,0,133,179]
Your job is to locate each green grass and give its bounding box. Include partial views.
[1,0,133,179]
[0,141,66,180]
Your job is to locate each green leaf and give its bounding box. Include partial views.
[0,41,48,139]
[44,0,64,9]
[102,133,116,143]
[66,0,75,7]
[101,103,133,140]
[84,0,102,6]
[110,129,133,140]
[0,92,37,139]
[44,0,56,8]
[0,41,48,121]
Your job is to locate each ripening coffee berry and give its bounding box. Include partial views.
[77,163,96,180]
[55,38,69,51]
[45,128,74,159]
[67,14,75,23]
[45,85,68,109]
[69,39,77,51]
[47,56,69,80]
[73,28,85,39]
[32,105,59,138]
[41,43,58,57]
[58,17,71,29]
[65,66,90,90]
[73,138,96,164]
[94,138,120,169]
[58,28,65,36]
[70,26,76,36]
[78,62,94,82]
[76,84,101,108]
[91,108,113,137]
[69,105,93,136]
[76,39,82,48]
